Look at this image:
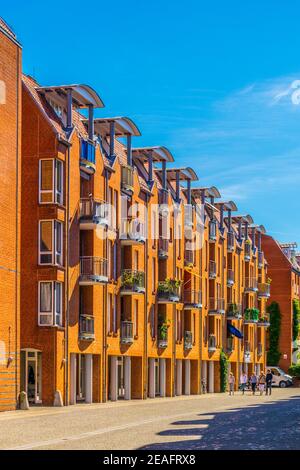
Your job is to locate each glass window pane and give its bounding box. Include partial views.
[40,282,52,312]
[40,221,52,253]
[41,160,53,191]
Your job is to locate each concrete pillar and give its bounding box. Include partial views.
[85,354,93,404]
[184,360,191,395]
[159,358,166,397]
[124,356,131,400]
[208,361,214,393]
[176,360,183,396]
[110,356,118,401]
[149,358,155,398]
[70,354,77,405]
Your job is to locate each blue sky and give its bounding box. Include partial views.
[3,1,300,244]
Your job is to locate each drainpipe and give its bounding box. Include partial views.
[162,161,167,190]
[109,121,115,159]
[88,105,94,141]
[219,204,224,230]
[65,142,71,406]
[102,169,109,402]
[175,170,180,202]
[187,178,191,205]
[238,220,242,243]
[127,134,132,167]
[148,151,153,187]
[228,209,232,231]
[143,192,149,399]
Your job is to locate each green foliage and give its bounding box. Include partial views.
[244,307,259,321]
[292,299,300,342]
[121,270,144,288]
[288,364,300,378]
[158,315,171,339]
[157,278,181,293]
[267,301,281,365]
[220,349,229,393]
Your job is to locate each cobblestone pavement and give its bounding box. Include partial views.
[0,388,299,450]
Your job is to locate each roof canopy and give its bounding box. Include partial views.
[155,167,198,181]
[249,224,266,234]
[280,242,298,249]
[231,214,254,224]
[132,146,174,162]
[36,84,104,108]
[186,186,221,199]
[214,201,238,211]
[88,116,141,137]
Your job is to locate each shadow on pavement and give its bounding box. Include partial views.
[139,396,300,450]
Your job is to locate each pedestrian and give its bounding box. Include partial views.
[250,373,257,395]
[266,369,273,396]
[258,372,266,395]
[228,372,235,395]
[240,370,248,395]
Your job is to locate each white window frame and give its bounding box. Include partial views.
[39,159,64,205]
[38,281,63,326]
[38,220,63,266]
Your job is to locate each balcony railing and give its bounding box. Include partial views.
[226,303,242,320]
[244,308,259,324]
[120,321,134,344]
[184,331,193,350]
[258,251,264,268]
[157,328,168,348]
[208,298,225,315]
[120,219,146,244]
[257,282,270,298]
[184,249,194,266]
[257,342,263,356]
[80,139,96,174]
[121,165,134,192]
[209,260,217,279]
[157,280,181,303]
[244,241,251,260]
[244,277,258,292]
[121,269,145,294]
[227,269,234,287]
[79,256,108,284]
[257,315,270,327]
[158,237,169,259]
[79,314,95,341]
[208,334,217,352]
[244,340,251,353]
[79,198,108,228]
[227,336,234,352]
[227,231,235,252]
[209,220,217,242]
[184,290,202,309]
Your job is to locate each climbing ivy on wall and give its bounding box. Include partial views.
[293,299,300,342]
[267,301,281,366]
[220,349,229,393]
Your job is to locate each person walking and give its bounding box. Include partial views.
[240,371,248,395]
[250,373,257,395]
[228,372,235,396]
[258,372,266,395]
[266,369,273,396]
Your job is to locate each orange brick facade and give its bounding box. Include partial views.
[0,19,21,411]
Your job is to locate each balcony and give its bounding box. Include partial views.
[157,325,168,348]
[227,231,235,252]
[184,330,193,350]
[184,290,202,309]
[79,198,108,230]
[209,260,217,279]
[258,251,264,268]
[208,220,217,242]
[208,334,217,352]
[257,342,263,356]
[226,303,242,320]
[120,321,134,344]
[227,269,234,287]
[257,315,270,327]
[79,256,108,285]
[208,298,225,315]
[244,277,258,293]
[158,237,169,259]
[157,280,181,303]
[121,165,134,192]
[120,219,146,245]
[244,241,251,261]
[244,307,259,324]
[121,269,145,294]
[227,336,234,353]
[80,139,96,174]
[257,282,270,299]
[79,314,95,341]
[184,248,194,266]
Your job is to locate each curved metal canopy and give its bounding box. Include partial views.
[85,116,141,137]
[132,146,174,162]
[155,166,198,181]
[36,84,104,108]
[215,200,238,211]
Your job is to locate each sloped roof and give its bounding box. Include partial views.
[0,17,16,38]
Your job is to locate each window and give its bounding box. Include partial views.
[39,159,63,205]
[39,220,63,265]
[38,281,62,326]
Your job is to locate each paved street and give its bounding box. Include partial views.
[0,389,299,450]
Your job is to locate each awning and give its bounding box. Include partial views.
[227,323,243,339]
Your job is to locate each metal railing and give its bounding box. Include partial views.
[227,231,235,252]
[120,219,146,241]
[121,165,134,191]
[184,249,194,265]
[80,256,108,280]
[226,303,242,319]
[244,241,251,260]
[244,277,258,291]
[157,280,181,302]
[121,269,145,293]
[79,314,95,340]
[244,308,259,323]
[258,282,270,298]
[208,298,225,314]
[184,290,202,308]
[208,334,217,351]
[184,331,193,350]
[227,269,234,286]
[79,198,107,221]
[209,260,217,279]
[258,251,264,268]
[120,321,134,344]
[209,220,217,241]
[157,328,168,348]
[158,237,169,258]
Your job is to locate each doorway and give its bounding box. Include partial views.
[20,350,42,404]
